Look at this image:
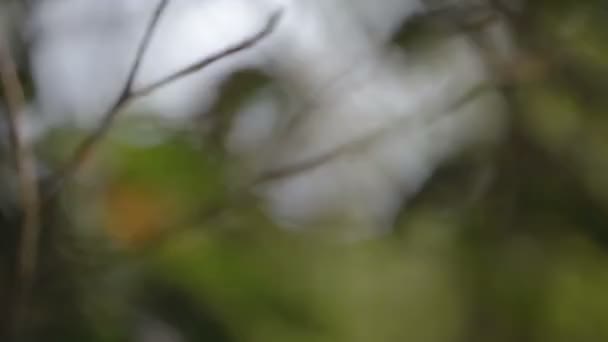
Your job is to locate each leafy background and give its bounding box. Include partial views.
[2,0,608,341]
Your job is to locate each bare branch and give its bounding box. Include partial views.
[254,81,495,185]
[48,0,169,195]
[48,5,284,197]
[120,0,170,103]
[0,35,41,339]
[130,9,283,98]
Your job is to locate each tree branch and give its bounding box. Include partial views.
[254,81,496,185]
[131,9,283,98]
[0,35,40,340]
[48,0,169,195]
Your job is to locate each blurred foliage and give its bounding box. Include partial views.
[3,1,608,341]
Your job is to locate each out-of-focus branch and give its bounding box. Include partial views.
[48,4,283,197]
[254,81,495,185]
[0,35,40,340]
[48,0,169,195]
[131,10,283,98]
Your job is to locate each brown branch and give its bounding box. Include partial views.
[48,0,169,195]
[254,81,495,185]
[131,9,283,98]
[0,36,41,339]
[123,0,170,97]
[48,5,284,197]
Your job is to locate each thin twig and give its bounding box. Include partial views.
[254,81,495,185]
[48,0,169,195]
[48,5,283,197]
[0,36,41,339]
[123,0,170,99]
[131,9,283,98]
